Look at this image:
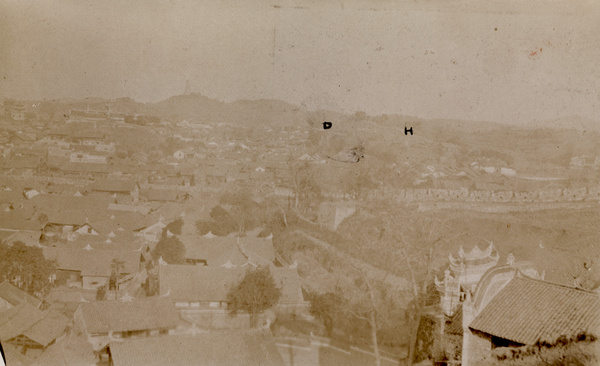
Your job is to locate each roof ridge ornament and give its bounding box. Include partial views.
[506,253,515,266]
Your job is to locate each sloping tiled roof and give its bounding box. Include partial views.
[469,275,600,344]
[0,212,43,231]
[531,247,600,289]
[159,265,304,304]
[181,236,247,266]
[79,296,179,334]
[88,179,135,193]
[0,303,45,341]
[22,309,69,347]
[445,306,463,335]
[0,282,41,308]
[140,188,179,202]
[182,235,274,266]
[46,248,140,277]
[110,330,284,366]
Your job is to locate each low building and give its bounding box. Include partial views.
[109,329,284,366]
[159,263,307,325]
[9,104,26,121]
[73,296,180,354]
[0,301,69,357]
[44,247,141,290]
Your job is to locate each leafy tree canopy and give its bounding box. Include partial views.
[165,218,184,235]
[309,291,343,337]
[151,229,186,264]
[0,241,55,295]
[226,266,282,327]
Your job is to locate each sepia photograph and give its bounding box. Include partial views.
[0,0,599,365]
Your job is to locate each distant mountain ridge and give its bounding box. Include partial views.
[18,93,600,133]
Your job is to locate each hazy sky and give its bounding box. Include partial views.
[1,0,599,124]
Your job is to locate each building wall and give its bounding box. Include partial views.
[587,186,600,199]
[462,329,492,366]
[177,308,261,329]
[563,187,587,201]
[82,276,109,291]
[491,191,513,202]
[0,296,13,311]
[333,206,356,231]
[56,269,82,287]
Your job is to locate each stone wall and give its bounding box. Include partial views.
[4,173,600,205]
[380,185,600,204]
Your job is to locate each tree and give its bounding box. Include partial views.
[341,168,377,200]
[226,266,282,327]
[309,291,343,337]
[287,155,321,212]
[165,218,184,235]
[384,217,449,366]
[151,229,186,264]
[219,189,259,235]
[338,211,449,365]
[110,258,125,298]
[0,241,55,296]
[342,268,389,366]
[96,285,107,301]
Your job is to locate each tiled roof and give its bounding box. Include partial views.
[0,212,42,231]
[31,195,113,218]
[79,296,179,334]
[445,306,463,335]
[159,265,305,304]
[0,190,22,203]
[107,203,152,215]
[58,162,116,174]
[531,247,600,289]
[2,156,41,169]
[88,179,135,193]
[45,247,140,277]
[140,188,179,202]
[92,212,161,233]
[110,330,284,366]
[22,309,69,347]
[0,282,41,308]
[3,231,41,247]
[182,234,273,261]
[181,236,248,266]
[45,210,87,226]
[469,275,600,344]
[0,303,45,341]
[51,232,143,252]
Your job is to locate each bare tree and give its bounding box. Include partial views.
[340,265,405,366]
[345,271,384,366]
[110,258,125,298]
[388,218,454,366]
[286,154,321,212]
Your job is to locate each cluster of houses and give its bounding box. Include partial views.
[0,118,317,364]
[0,213,309,364]
[1,105,598,365]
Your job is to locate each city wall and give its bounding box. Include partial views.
[4,173,600,205]
[373,186,600,204]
